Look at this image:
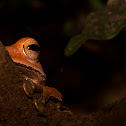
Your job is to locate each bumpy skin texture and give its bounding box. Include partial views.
[5,37,62,112]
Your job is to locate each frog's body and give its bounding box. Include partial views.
[5,37,62,112]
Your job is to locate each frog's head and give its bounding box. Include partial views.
[5,37,46,84]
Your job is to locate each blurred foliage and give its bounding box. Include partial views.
[64,19,77,37]
[0,0,124,57]
[107,0,118,5]
[64,0,126,56]
[90,0,106,11]
[63,0,106,38]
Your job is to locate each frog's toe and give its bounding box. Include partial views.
[35,99,45,114]
[23,81,34,97]
[59,106,73,115]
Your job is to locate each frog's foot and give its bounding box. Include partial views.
[40,85,62,102]
[34,85,62,113]
[23,82,63,114]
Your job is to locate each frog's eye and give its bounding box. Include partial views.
[23,39,40,62]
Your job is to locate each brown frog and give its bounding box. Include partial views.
[5,37,62,113]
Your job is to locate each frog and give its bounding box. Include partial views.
[5,37,62,113]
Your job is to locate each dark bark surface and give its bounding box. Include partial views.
[0,41,126,126]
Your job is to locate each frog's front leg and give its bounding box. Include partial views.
[23,80,62,113]
[34,85,62,112]
[37,85,62,101]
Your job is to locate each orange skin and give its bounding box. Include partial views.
[5,37,44,75]
[5,37,62,111]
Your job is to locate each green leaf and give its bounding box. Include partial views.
[64,34,88,56]
[64,0,126,56]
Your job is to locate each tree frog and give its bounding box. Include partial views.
[5,37,62,113]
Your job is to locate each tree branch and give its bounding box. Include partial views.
[0,41,125,126]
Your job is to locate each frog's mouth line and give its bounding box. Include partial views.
[15,62,41,74]
[15,62,46,82]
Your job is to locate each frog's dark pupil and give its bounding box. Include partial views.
[27,44,40,51]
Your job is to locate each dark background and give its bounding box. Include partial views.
[0,0,126,116]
